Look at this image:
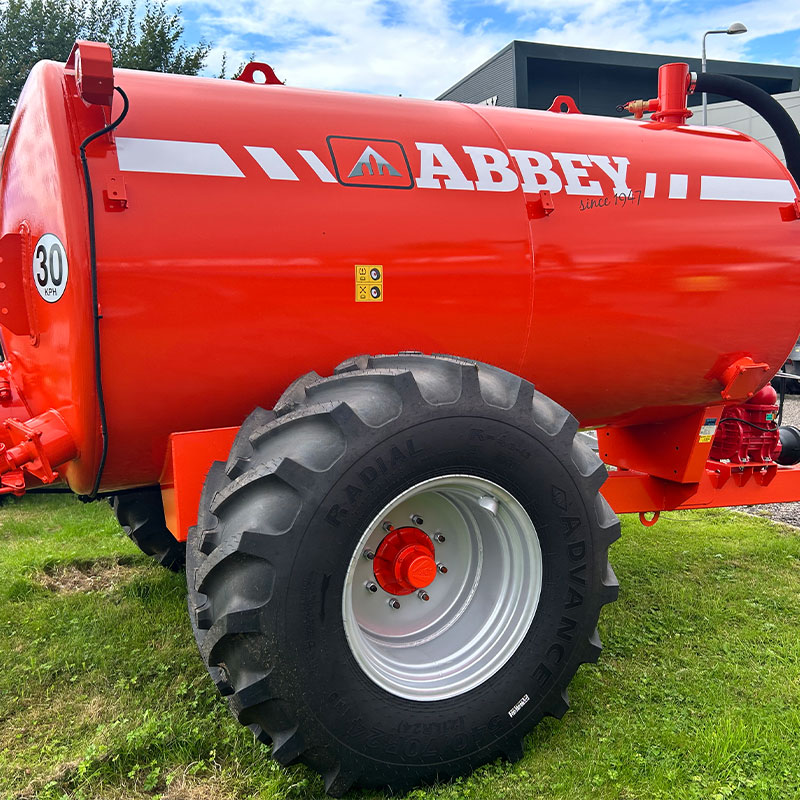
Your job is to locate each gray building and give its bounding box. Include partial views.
[437,41,800,118]
[693,91,800,163]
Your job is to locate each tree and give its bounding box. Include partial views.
[0,0,210,122]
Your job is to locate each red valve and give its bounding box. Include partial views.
[373,527,437,595]
[621,62,692,124]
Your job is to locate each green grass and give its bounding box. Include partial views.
[0,495,799,799]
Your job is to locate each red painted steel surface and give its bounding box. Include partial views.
[159,426,238,539]
[601,406,724,483]
[0,51,799,495]
[158,422,800,540]
[602,463,800,514]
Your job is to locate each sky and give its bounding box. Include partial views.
[177,0,800,99]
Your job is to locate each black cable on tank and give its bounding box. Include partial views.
[693,72,800,186]
[78,85,129,499]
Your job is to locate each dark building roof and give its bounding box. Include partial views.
[437,41,800,116]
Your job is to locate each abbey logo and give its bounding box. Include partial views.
[348,146,402,178]
[115,136,798,205]
[327,136,414,189]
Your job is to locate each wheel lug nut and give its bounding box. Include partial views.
[363,549,375,560]
[434,533,446,543]
[382,521,393,532]
[365,581,378,593]
[387,598,400,609]
[411,514,424,526]
[437,562,448,574]
[417,590,430,601]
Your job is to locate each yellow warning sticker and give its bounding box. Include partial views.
[355,265,383,302]
[698,419,717,444]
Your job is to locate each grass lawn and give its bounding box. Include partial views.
[0,494,798,800]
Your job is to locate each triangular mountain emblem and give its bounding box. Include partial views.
[348,145,402,178]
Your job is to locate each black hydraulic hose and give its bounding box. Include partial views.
[693,72,800,186]
[79,86,130,499]
[718,417,778,433]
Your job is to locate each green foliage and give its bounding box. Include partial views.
[0,498,799,798]
[0,0,209,123]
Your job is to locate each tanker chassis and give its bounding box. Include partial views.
[1,42,800,794]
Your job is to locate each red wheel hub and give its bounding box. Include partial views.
[373,527,437,595]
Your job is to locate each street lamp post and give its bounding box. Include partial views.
[702,22,748,125]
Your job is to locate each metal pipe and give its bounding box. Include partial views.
[702,30,727,125]
[702,23,748,125]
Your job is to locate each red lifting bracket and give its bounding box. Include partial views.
[235,62,283,85]
[621,62,693,124]
[547,95,582,114]
[65,40,114,107]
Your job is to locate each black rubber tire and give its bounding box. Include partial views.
[111,487,185,571]
[186,354,619,795]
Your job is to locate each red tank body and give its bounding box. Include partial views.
[1,50,799,495]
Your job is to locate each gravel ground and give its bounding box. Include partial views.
[732,393,800,528]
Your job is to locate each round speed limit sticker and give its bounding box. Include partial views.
[32,233,68,303]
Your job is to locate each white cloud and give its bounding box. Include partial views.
[182,0,800,97]
[507,0,800,60]
[185,0,508,97]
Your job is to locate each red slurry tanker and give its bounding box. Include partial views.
[1,41,799,794]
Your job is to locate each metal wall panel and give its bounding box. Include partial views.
[437,46,515,107]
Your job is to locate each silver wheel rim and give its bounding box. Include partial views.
[342,475,543,701]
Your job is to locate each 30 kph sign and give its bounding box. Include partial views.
[32,234,68,303]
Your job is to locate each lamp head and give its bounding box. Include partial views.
[727,22,747,35]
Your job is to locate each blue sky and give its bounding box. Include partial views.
[176,0,800,99]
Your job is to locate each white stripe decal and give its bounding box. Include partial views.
[700,176,796,202]
[116,138,243,177]
[644,172,657,198]
[297,150,337,183]
[669,174,688,199]
[246,146,299,180]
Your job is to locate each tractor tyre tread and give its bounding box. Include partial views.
[187,353,620,796]
[111,487,184,571]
